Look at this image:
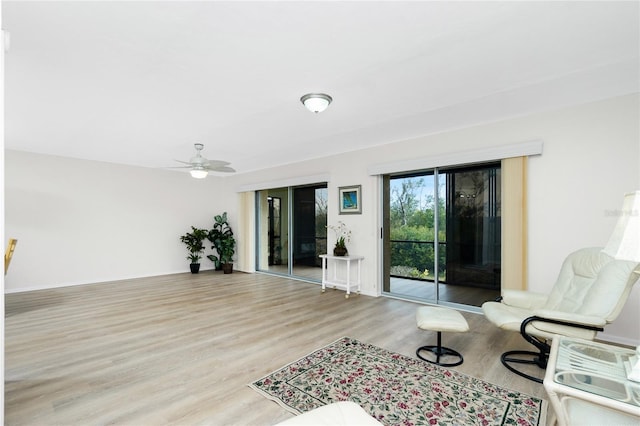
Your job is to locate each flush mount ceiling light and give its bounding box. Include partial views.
[300,93,333,113]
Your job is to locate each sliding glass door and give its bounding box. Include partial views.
[383,163,501,308]
[256,184,327,282]
[291,185,327,278]
[445,165,501,302]
[383,172,445,302]
[258,187,289,274]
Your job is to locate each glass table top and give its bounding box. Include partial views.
[553,337,640,407]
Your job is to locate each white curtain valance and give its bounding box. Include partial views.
[368,140,543,176]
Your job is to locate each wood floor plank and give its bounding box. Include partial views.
[6,272,548,425]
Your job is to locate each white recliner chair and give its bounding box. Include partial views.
[482,247,639,383]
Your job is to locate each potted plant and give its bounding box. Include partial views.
[180,226,208,273]
[328,221,351,256]
[207,212,236,274]
[333,235,348,256]
[218,231,236,274]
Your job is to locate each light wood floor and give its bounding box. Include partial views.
[5,272,549,426]
[262,264,500,307]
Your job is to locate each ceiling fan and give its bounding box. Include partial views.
[172,143,235,178]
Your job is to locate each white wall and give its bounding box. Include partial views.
[5,94,639,344]
[4,151,237,291]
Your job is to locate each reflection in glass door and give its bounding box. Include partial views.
[268,196,282,266]
[383,163,501,309]
[256,184,327,282]
[257,188,289,274]
[292,186,327,279]
[444,165,501,303]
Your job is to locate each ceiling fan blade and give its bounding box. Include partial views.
[203,159,230,168]
[209,166,236,173]
[174,159,193,165]
[166,165,192,169]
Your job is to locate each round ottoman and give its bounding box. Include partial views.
[416,305,469,367]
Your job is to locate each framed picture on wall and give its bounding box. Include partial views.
[338,185,362,214]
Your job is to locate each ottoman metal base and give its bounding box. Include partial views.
[416,331,464,367]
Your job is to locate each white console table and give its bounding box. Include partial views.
[319,254,364,298]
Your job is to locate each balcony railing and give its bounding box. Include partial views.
[389,239,447,282]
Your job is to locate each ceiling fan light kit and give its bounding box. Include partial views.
[190,168,209,179]
[301,93,332,113]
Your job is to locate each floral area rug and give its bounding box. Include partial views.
[250,337,547,426]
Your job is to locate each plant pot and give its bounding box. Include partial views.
[222,263,233,274]
[190,263,201,274]
[333,247,348,257]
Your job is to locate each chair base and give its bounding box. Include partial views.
[417,345,464,367]
[416,331,463,367]
[501,350,546,383]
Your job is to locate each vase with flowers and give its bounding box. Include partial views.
[327,221,351,256]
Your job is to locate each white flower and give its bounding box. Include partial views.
[327,221,352,247]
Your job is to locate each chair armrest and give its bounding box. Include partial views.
[502,290,548,309]
[531,309,607,328]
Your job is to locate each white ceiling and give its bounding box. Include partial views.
[3,1,639,175]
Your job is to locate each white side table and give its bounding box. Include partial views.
[319,254,364,299]
[543,336,640,426]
